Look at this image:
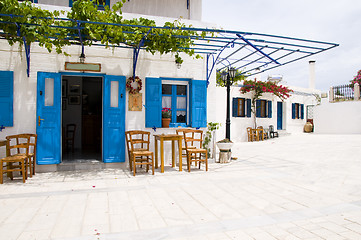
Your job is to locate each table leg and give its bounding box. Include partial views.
[160,139,164,173]
[178,137,182,171]
[154,137,158,169]
[172,140,175,168]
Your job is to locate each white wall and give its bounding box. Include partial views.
[212,84,320,143]
[0,39,211,162]
[314,100,361,134]
[37,0,202,20]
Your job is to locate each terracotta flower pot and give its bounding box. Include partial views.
[162,118,171,128]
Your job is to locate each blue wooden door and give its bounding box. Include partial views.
[103,75,125,163]
[277,101,283,130]
[36,72,61,164]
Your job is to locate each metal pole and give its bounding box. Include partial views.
[226,74,231,140]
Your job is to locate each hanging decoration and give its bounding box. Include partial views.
[126,76,142,94]
[128,93,142,111]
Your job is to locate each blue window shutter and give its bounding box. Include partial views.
[246,99,251,117]
[232,98,238,117]
[268,101,272,118]
[191,80,207,128]
[301,104,304,119]
[145,77,162,128]
[292,103,296,119]
[256,100,261,118]
[0,71,14,127]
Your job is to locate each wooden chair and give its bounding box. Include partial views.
[64,124,76,152]
[269,125,279,138]
[183,129,208,172]
[125,130,149,171]
[257,126,268,140]
[247,127,257,142]
[23,133,37,177]
[176,129,196,166]
[126,130,154,176]
[0,134,30,184]
[7,133,37,178]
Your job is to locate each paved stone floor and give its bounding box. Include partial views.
[1,133,361,240]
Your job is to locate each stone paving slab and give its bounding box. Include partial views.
[1,133,361,239]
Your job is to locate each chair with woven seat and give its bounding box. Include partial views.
[246,127,257,142]
[125,130,149,171]
[9,133,37,178]
[176,129,196,166]
[183,129,208,172]
[257,126,268,140]
[23,133,37,177]
[126,130,154,176]
[0,134,30,184]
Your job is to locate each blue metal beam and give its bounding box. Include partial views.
[15,22,30,77]
[133,28,152,80]
[237,34,280,65]
[76,21,85,60]
[0,13,339,79]
[236,48,282,70]
[206,40,236,85]
[218,47,266,72]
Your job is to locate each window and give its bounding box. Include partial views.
[145,78,207,128]
[292,103,304,119]
[232,98,251,117]
[162,83,187,126]
[0,71,14,127]
[256,99,272,118]
[69,0,109,10]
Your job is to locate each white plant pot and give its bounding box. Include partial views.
[216,142,233,151]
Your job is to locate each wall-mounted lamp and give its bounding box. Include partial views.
[79,53,86,63]
[176,61,182,69]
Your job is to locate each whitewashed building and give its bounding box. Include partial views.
[0,0,337,171]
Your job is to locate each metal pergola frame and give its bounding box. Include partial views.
[0,13,338,82]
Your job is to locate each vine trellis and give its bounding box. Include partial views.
[0,0,208,77]
[0,0,339,82]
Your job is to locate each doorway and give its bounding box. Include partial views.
[62,76,103,162]
[277,101,283,130]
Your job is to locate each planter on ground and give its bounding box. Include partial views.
[216,140,233,163]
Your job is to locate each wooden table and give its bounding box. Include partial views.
[154,134,183,173]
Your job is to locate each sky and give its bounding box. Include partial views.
[202,0,361,91]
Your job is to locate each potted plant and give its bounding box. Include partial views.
[216,138,233,151]
[161,108,171,128]
[202,122,221,158]
[216,138,233,163]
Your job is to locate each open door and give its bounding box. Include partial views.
[36,72,61,164]
[103,75,126,163]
